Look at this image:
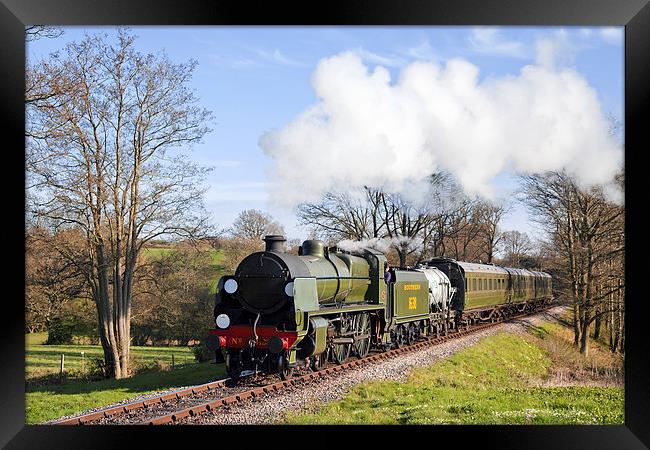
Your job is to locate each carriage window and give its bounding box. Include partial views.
[473,279,477,291]
[489,279,493,290]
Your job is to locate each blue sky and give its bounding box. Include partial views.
[27,26,624,243]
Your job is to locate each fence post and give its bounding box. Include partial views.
[172,354,175,370]
[59,354,65,384]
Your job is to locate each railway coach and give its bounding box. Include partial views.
[423,257,553,325]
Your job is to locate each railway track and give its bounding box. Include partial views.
[51,304,554,426]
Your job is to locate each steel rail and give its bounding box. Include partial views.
[51,377,234,425]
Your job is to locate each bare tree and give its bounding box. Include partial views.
[378,192,437,267]
[500,230,534,267]
[297,174,466,266]
[297,188,383,241]
[475,201,507,263]
[25,227,88,333]
[520,171,624,356]
[26,29,213,378]
[443,198,483,261]
[231,209,285,240]
[132,242,215,346]
[25,26,64,41]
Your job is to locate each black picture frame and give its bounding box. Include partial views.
[2,0,648,448]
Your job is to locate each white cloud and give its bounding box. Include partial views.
[403,40,437,61]
[535,30,575,68]
[208,54,256,69]
[253,49,307,67]
[600,27,623,45]
[260,44,623,208]
[208,48,307,69]
[353,48,407,67]
[468,27,528,58]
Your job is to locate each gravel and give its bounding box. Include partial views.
[178,306,568,425]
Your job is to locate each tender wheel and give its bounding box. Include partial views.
[394,324,407,348]
[406,323,417,345]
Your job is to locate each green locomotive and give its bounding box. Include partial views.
[207,235,552,381]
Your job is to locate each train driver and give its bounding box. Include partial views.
[384,263,394,284]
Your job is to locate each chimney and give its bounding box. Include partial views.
[263,235,286,252]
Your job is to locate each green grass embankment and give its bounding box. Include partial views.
[285,326,623,425]
[26,361,225,424]
[26,334,226,424]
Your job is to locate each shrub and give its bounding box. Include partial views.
[85,357,109,380]
[190,342,213,363]
[45,317,74,345]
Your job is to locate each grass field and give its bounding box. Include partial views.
[25,334,227,424]
[25,339,198,380]
[26,361,225,423]
[285,322,624,425]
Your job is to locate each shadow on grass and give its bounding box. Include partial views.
[26,361,226,396]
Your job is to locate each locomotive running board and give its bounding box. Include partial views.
[312,303,386,316]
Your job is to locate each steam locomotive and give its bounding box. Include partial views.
[206,235,553,381]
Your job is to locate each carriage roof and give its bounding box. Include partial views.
[456,261,509,275]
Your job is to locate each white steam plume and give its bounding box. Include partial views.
[260,46,622,208]
[337,237,423,255]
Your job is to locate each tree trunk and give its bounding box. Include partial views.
[572,302,581,347]
[95,242,131,379]
[398,247,407,267]
[580,319,590,356]
[593,288,602,340]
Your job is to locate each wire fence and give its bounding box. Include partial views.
[52,351,197,383]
